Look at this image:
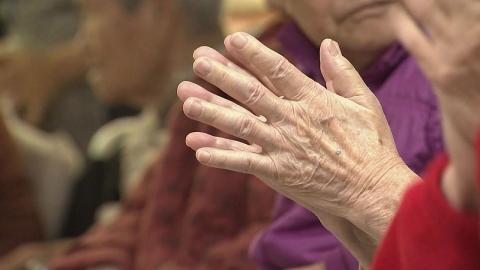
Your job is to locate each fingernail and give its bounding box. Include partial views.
[224,35,232,46]
[334,41,342,56]
[197,150,211,163]
[186,100,203,117]
[231,33,248,49]
[194,58,212,77]
[327,39,340,57]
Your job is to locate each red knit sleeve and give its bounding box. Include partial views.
[372,132,480,270]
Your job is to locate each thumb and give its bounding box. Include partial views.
[320,39,379,110]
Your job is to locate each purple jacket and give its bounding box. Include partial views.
[249,22,443,270]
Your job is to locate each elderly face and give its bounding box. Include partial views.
[273,0,397,53]
[77,0,178,107]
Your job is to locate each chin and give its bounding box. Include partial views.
[340,29,395,51]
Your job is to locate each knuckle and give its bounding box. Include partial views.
[337,60,355,74]
[240,154,255,174]
[208,105,219,123]
[250,47,264,64]
[216,68,229,86]
[235,115,255,138]
[270,57,292,80]
[244,82,265,106]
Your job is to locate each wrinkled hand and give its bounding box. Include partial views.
[391,0,480,209]
[0,240,74,270]
[0,51,64,125]
[178,33,416,247]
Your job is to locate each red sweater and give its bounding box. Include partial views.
[373,135,480,269]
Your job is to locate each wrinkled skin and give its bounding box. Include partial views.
[392,0,480,210]
[178,34,417,267]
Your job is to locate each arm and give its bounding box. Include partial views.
[390,0,480,213]
[370,1,480,269]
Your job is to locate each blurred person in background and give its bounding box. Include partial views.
[0,0,108,241]
[48,0,277,269]
[0,0,274,269]
[177,0,444,269]
[0,6,44,260]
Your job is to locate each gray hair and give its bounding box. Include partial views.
[119,0,222,34]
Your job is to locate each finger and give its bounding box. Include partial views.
[225,33,317,101]
[192,57,283,120]
[319,39,379,109]
[177,81,252,115]
[400,0,449,38]
[183,97,272,147]
[320,40,341,94]
[49,248,132,270]
[194,44,280,96]
[193,46,254,78]
[389,6,435,74]
[194,147,274,179]
[186,132,262,153]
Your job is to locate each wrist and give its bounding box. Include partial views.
[348,160,418,241]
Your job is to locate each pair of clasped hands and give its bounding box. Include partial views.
[178,0,480,268]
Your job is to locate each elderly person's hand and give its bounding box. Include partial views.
[391,0,480,211]
[178,33,418,267]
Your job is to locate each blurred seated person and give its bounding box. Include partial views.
[0,4,44,257]
[0,0,106,145]
[0,0,108,240]
[49,0,277,269]
[0,0,275,269]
